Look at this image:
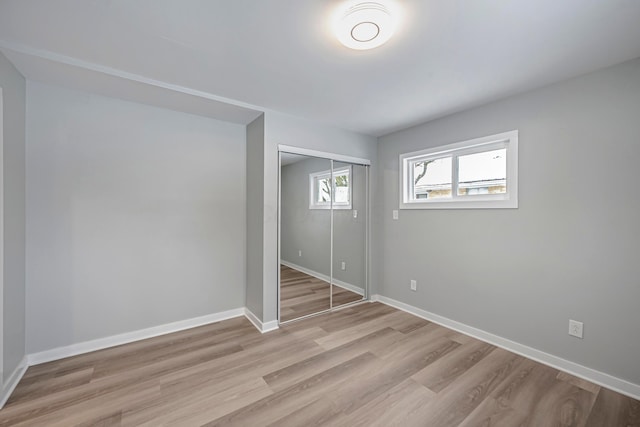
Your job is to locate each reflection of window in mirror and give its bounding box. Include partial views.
[309,165,352,209]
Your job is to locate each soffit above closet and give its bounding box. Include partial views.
[1,0,640,135]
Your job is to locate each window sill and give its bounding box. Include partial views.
[399,198,517,210]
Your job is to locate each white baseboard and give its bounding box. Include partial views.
[0,355,28,409]
[28,307,246,366]
[281,260,365,296]
[371,294,640,401]
[244,308,279,333]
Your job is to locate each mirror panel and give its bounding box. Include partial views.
[280,154,332,322]
[331,161,367,308]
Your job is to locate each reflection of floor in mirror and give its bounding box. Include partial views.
[280,265,363,322]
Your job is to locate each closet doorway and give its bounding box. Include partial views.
[278,146,369,323]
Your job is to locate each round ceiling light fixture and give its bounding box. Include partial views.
[334,0,399,50]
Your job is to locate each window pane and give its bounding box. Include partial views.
[334,173,349,204]
[317,177,331,202]
[457,149,506,196]
[412,157,452,199]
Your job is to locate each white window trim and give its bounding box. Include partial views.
[399,130,518,209]
[309,165,353,210]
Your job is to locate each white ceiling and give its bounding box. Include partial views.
[1,0,640,136]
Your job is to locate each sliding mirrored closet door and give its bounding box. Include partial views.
[279,154,332,322]
[331,161,367,309]
[279,151,368,323]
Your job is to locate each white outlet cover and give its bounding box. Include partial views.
[353,210,358,218]
[393,210,399,220]
[410,279,417,291]
[569,320,584,339]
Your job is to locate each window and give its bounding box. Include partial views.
[400,130,518,209]
[309,166,352,209]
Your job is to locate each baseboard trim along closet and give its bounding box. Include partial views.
[27,307,246,366]
[0,356,28,409]
[280,260,365,296]
[244,308,279,333]
[371,294,640,401]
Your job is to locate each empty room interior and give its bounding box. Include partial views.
[1,0,640,425]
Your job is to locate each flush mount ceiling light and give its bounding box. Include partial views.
[334,0,399,50]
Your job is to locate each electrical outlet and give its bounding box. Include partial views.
[569,320,583,339]
[341,261,346,271]
[410,279,417,291]
[353,209,358,219]
[298,250,302,257]
[393,210,399,220]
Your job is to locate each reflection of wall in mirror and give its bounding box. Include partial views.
[280,157,366,293]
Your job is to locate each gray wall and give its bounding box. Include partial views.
[246,114,265,319]
[0,51,26,386]
[378,57,640,385]
[281,157,367,291]
[26,82,246,354]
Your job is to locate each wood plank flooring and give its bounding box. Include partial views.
[280,265,363,322]
[1,303,638,426]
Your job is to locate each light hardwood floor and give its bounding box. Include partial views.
[280,265,363,322]
[1,303,638,426]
